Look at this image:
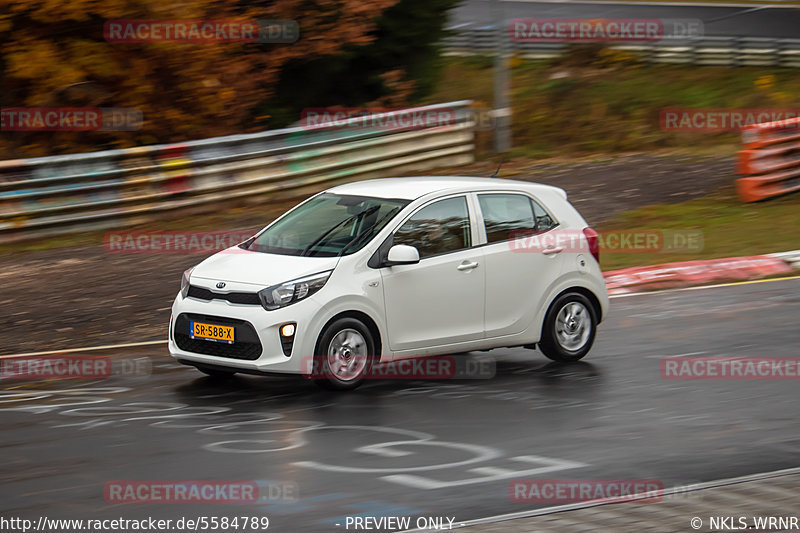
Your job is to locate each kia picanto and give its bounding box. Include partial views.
[169,177,609,389]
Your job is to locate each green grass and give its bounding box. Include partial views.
[596,186,800,270]
[430,53,800,157]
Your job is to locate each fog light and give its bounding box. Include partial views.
[279,323,296,357]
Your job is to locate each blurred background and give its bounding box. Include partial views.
[2,2,800,531]
[3,0,799,159]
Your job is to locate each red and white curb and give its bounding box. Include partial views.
[604,250,800,295]
[769,249,800,270]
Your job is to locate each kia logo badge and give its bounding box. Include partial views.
[216,282,226,289]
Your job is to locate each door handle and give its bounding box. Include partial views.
[457,261,479,271]
[543,246,564,255]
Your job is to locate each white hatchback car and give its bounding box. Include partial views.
[169,177,608,389]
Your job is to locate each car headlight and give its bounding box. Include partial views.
[258,270,332,311]
[180,267,194,298]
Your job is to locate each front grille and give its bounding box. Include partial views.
[187,285,261,306]
[174,313,262,360]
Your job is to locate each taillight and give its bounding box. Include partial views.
[583,227,599,264]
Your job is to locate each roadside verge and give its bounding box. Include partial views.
[604,250,800,294]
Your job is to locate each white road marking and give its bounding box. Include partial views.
[643,351,707,358]
[382,455,587,490]
[297,438,502,474]
[468,466,516,476]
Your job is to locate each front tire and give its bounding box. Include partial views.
[313,317,376,390]
[539,292,597,362]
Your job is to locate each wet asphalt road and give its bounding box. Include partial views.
[453,0,800,39]
[1,277,799,532]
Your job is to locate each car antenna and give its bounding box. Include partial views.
[491,157,504,178]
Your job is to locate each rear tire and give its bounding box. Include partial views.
[539,292,597,362]
[313,317,376,390]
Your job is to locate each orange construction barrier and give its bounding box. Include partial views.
[737,117,800,202]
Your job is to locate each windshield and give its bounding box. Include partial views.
[244,193,409,257]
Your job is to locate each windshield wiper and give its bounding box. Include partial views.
[338,206,401,257]
[300,205,380,257]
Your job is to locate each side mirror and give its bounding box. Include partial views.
[386,244,420,266]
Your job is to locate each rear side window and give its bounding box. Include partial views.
[478,193,557,244]
[393,196,471,258]
[532,198,556,231]
[478,194,536,244]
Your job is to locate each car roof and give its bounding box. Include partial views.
[326,176,564,201]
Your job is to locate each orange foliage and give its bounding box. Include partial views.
[0,0,398,158]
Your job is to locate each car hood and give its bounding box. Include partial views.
[191,247,339,288]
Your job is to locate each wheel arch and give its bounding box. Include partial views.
[315,310,384,362]
[547,286,603,325]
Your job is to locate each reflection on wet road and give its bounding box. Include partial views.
[2,279,799,531]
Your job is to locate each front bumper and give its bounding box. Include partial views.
[168,292,322,375]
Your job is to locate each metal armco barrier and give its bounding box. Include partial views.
[444,30,800,68]
[737,117,800,202]
[0,101,475,243]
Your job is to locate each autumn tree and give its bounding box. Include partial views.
[263,0,462,127]
[0,0,398,158]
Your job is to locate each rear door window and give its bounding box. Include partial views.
[478,193,537,244]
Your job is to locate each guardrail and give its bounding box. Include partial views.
[737,117,800,201]
[444,30,800,68]
[0,101,475,243]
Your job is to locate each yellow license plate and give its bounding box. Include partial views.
[190,321,235,344]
